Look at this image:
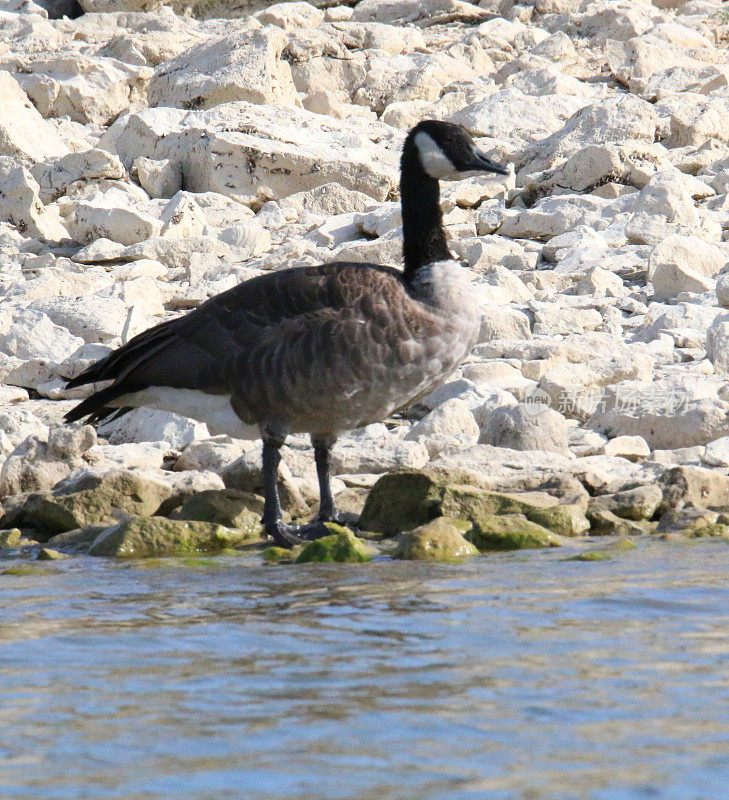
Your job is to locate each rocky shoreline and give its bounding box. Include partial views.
[2,0,729,565]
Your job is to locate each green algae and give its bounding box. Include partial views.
[393,517,478,562]
[36,548,69,561]
[262,546,297,564]
[565,551,612,562]
[359,470,589,538]
[1,564,56,576]
[89,516,254,558]
[0,529,22,548]
[465,513,561,551]
[295,526,375,564]
[172,489,263,537]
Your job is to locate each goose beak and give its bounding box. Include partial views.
[466,149,510,175]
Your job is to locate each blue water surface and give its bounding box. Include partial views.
[1,539,728,800]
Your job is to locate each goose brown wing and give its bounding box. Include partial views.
[64,263,408,423]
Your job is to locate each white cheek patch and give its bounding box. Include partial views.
[414,131,459,180]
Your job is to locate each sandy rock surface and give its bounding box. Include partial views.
[3,0,729,555]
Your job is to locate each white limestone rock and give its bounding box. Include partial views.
[648,235,726,301]
[576,267,624,298]
[405,399,479,441]
[217,221,271,258]
[631,171,699,228]
[331,427,429,474]
[159,191,208,239]
[499,195,611,241]
[0,157,50,239]
[586,376,729,449]
[69,194,163,246]
[662,94,729,148]
[701,437,729,469]
[715,274,729,310]
[430,444,572,488]
[450,89,588,148]
[420,378,499,413]
[358,52,478,114]
[570,455,658,496]
[280,183,376,217]
[462,362,535,401]
[84,441,173,472]
[520,94,658,177]
[569,427,608,458]
[255,2,325,29]
[106,103,400,202]
[32,149,125,204]
[10,52,151,126]
[133,157,182,199]
[148,27,299,111]
[0,424,96,497]
[28,295,137,344]
[530,302,603,336]
[0,71,69,167]
[174,436,255,474]
[351,0,489,24]
[602,435,650,462]
[478,304,532,343]
[478,404,569,456]
[0,309,83,363]
[635,302,723,345]
[0,407,49,459]
[98,408,209,449]
[706,313,729,375]
[538,353,655,421]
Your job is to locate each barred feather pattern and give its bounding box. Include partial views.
[65,260,481,438]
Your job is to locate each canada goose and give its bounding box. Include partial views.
[65,120,509,547]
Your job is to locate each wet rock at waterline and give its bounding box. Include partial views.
[0,469,223,539]
[464,514,563,551]
[294,526,376,564]
[1,0,729,562]
[359,469,590,538]
[88,516,255,557]
[392,517,478,561]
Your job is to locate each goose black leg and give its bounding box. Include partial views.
[312,437,348,525]
[261,438,331,547]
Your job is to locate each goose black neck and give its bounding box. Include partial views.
[400,141,451,281]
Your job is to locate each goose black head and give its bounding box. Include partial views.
[406,120,510,181]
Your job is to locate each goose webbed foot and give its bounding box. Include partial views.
[265,519,332,548]
[314,508,357,527]
[262,436,351,548]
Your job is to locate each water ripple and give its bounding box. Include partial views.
[1,540,729,799]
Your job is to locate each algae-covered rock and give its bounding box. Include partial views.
[359,470,589,537]
[393,517,478,561]
[1,471,176,539]
[587,507,657,536]
[587,485,661,528]
[171,489,263,537]
[89,516,251,557]
[0,528,22,548]
[46,525,109,554]
[655,508,729,538]
[564,538,637,561]
[465,513,561,551]
[262,546,297,564]
[357,471,443,536]
[37,547,69,561]
[658,467,729,514]
[565,551,612,562]
[1,565,56,577]
[294,525,375,564]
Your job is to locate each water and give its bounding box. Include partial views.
[1,539,729,800]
